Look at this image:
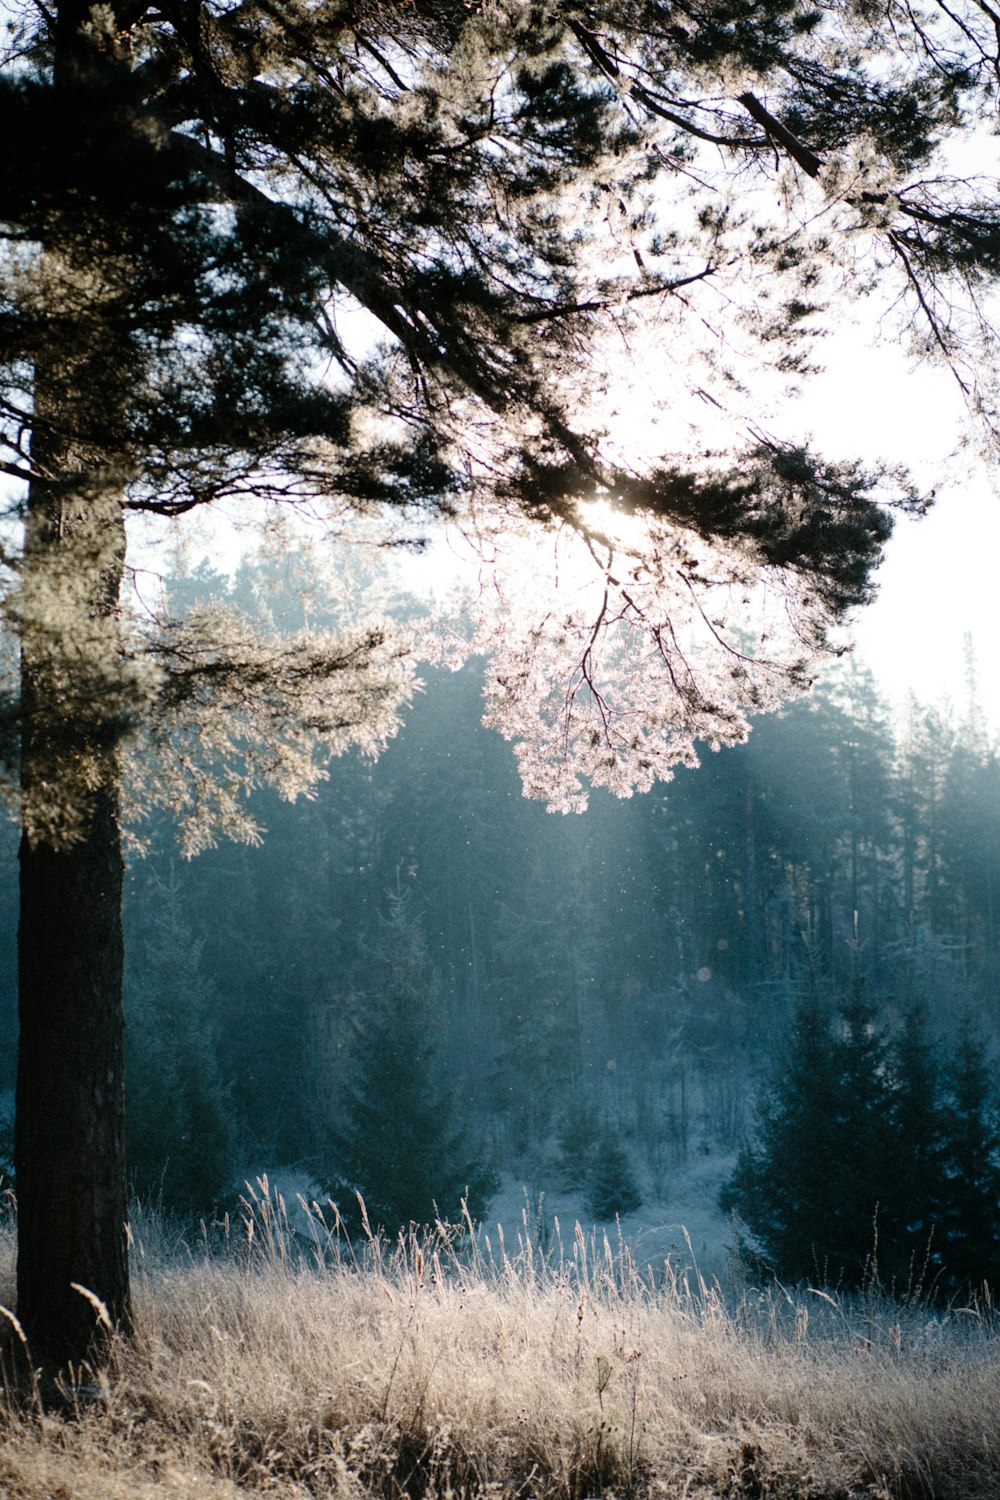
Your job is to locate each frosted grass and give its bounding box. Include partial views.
[0,1179,997,1499]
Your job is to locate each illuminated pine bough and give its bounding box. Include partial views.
[1,0,999,1364]
[453,440,916,811]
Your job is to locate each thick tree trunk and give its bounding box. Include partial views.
[15,792,129,1361]
[14,456,131,1363]
[14,465,131,1362]
[13,442,132,1364]
[13,1,135,1359]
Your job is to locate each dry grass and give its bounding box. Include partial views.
[0,1181,997,1499]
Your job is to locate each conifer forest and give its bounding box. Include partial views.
[5,554,999,1294]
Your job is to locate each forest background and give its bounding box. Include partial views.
[0,546,992,1272]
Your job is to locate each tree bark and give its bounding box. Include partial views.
[14,471,132,1364]
[14,404,132,1365]
[14,402,131,1360]
[15,790,129,1362]
[13,1,135,1359]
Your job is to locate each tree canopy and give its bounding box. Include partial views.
[7,0,1000,826]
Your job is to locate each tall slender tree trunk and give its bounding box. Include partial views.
[13,1,134,1360]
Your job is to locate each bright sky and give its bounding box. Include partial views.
[796,337,1000,729]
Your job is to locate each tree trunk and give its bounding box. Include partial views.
[15,791,129,1362]
[14,470,131,1363]
[14,410,131,1360]
[14,428,131,1365]
[13,2,135,1358]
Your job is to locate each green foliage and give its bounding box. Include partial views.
[586,1127,643,1221]
[937,1017,1000,1288]
[556,1094,603,1191]
[723,995,852,1280]
[883,1004,946,1248]
[126,873,237,1219]
[724,994,1000,1290]
[319,888,496,1234]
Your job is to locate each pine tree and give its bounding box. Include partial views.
[937,643,1000,988]
[897,701,958,942]
[556,1092,603,1192]
[125,872,236,1220]
[823,992,899,1279]
[725,990,1000,1290]
[882,1003,948,1285]
[489,860,585,1165]
[320,889,496,1235]
[586,1126,642,1222]
[7,0,1000,1361]
[725,984,910,1285]
[937,1018,1000,1290]
[722,994,844,1281]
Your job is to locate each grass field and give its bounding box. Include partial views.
[0,1180,997,1499]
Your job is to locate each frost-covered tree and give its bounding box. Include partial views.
[5,0,1000,1362]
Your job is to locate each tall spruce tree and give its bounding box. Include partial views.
[938,1018,1000,1289]
[826,991,898,1278]
[124,871,235,1219]
[724,989,924,1285]
[722,994,844,1280]
[586,1124,643,1221]
[320,887,495,1235]
[883,1003,947,1284]
[5,0,1000,1363]
[726,994,1000,1290]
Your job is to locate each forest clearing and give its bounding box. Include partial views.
[0,1183,998,1500]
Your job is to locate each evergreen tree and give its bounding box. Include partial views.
[8,0,1000,1362]
[489,853,585,1164]
[937,1018,1000,1289]
[937,646,1000,988]
[722,994,846,1281]
[586,1125,642,1221]
[726,991,1000,1290]
[882,1003,948,1284]
[724,986,908,1285]
[897,701,958,941]
[320,889,496,1235]
[823,992,899,1278]
[556,1091,604,1193]
[125,872,236,1219]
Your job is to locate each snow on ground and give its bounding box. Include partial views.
[480,1151,738,1286]
[234,1149,739,1287]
